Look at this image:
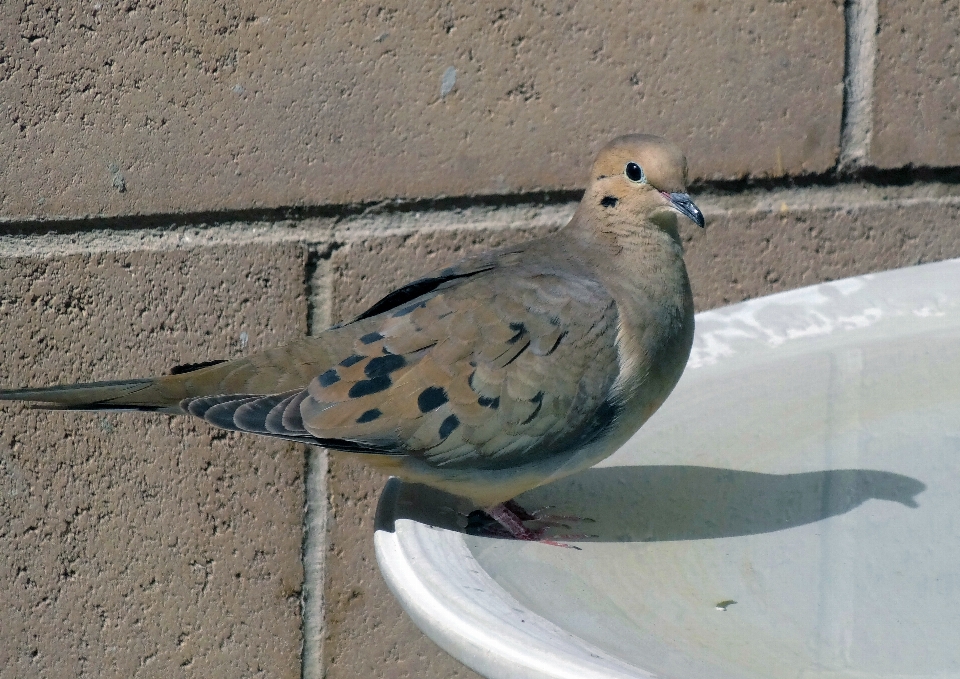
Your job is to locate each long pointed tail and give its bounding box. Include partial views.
[0,378,185,412]
[0,336,338,414]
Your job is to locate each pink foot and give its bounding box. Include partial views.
[466,501,591,549]
[503,499,594,526]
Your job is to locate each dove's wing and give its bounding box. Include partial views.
[185,255,622,470]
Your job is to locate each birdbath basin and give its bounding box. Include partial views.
[374,259,960,679]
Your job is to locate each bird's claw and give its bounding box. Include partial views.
[465,502,594,548]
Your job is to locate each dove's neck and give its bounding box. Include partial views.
[565,209,687,285]
[565,210,695,410]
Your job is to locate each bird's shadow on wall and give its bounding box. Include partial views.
[377,465,926,543]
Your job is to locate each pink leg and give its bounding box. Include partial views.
[485,503,542,540]
[484,502,582,549]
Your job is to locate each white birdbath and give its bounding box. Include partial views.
[374,259,960,679]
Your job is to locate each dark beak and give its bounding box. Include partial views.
[663,192,705,228]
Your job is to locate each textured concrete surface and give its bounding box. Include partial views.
[2,0,842,219]
[322,193,960,678]
[873,0,960,168]
[0,245,307,678]
[686,197,960,309]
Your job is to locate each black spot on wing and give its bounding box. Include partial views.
[169,359,227,375]
[501,339,531,367]
[507,322,526,344]
[348,375,392,398]
[418,386,448,413]
[438,414,460,439]
[600,195,618,208]
[546,331,567,355]
[339,354,364,367]
[360,332,384,345]
[318,369,340,387]
[521,391,544,425]
[356,408,382,423]
[478,395,499,409]
[365,354,406,378]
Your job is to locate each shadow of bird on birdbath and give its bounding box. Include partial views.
[378,465,926,543]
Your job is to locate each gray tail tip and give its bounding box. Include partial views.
[0,379,158,409]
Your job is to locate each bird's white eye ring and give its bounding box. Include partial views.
[625,162,645,183]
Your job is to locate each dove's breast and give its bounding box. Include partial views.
[599,235,696,456]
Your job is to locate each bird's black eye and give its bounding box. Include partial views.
[625,162,645,183]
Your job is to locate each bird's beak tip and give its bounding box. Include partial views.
[665,192,705,228]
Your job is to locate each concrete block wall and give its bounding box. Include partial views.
[1,1,957,677]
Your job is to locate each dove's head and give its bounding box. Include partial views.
[585,134,705,239]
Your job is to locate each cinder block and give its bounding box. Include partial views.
[686,198,960,310]
[323,195,960,677]
[1,1,843,219]
[0,244,307,678]
[873,0,960,168]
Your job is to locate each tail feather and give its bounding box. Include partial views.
[0,379,177,412]
[0,336,344,414]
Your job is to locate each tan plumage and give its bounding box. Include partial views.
[0,134,705,538]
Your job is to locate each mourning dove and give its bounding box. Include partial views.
[0,134,704,542]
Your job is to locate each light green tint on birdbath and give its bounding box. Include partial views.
[376,259,960,679]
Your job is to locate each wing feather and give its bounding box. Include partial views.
[141,246,628,471]
[296,262,621,470]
